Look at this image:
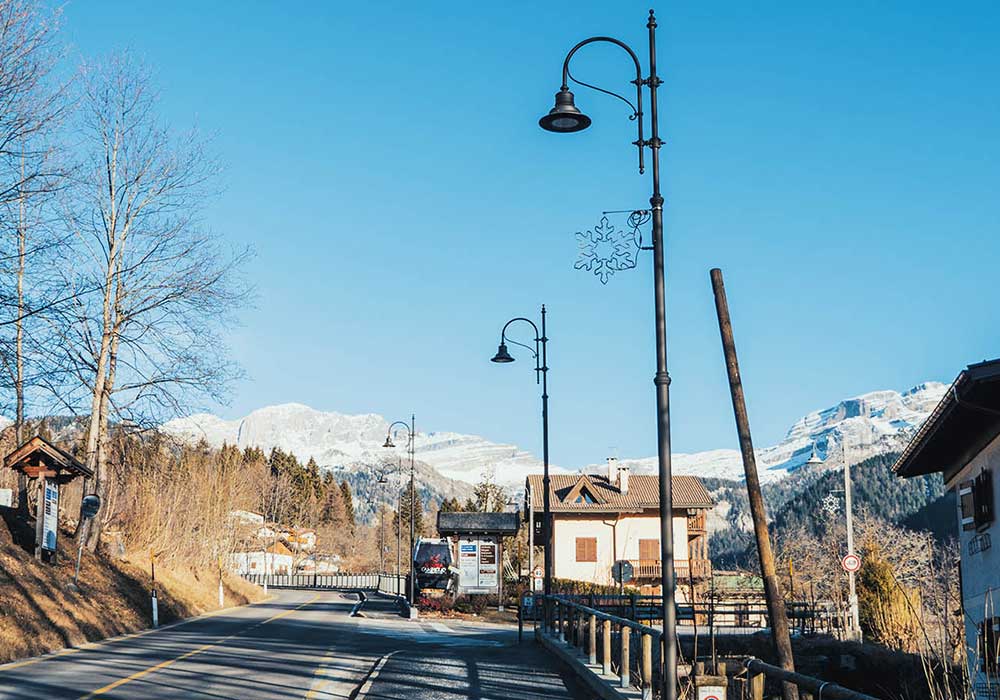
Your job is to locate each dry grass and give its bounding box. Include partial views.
[0,514,265,665]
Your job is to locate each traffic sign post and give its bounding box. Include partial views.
[70,494,101,590]
[841,553,861,573]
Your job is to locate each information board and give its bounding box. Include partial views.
[42,482,58,551]
[478,540,498,588]
[458,539,479,588]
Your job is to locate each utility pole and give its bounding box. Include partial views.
[844,441,860,640]
[711,268,798,700]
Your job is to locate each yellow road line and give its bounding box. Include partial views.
[79,593,321,699]
[0,593,279,675]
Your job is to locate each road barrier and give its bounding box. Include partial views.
[242,573,381,590]
[745,658,880,700]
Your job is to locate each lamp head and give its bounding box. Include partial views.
[382,436,395,449]
[539,88,591,133]
[491,343,515,363]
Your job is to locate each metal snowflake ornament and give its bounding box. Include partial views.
[574,210,650,284]
[822,492,841,517]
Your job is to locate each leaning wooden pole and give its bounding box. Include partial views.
[710,268,798,700]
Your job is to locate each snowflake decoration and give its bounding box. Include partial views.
[575,215,639,284]
[821,492,841,517]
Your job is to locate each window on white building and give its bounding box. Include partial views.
[961,469,995,532]
[575,537,597,562]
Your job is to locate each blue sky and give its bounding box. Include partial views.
[62,2,999,467]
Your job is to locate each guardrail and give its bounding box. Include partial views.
[745,658,880,700]
[535,594,663,698]
[242,573,381,590]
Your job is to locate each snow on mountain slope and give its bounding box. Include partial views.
[162,381,947,489]
[584,382,948,483]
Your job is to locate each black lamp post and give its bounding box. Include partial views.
[383,415,416,606]
[539,11,678,699]
[377,472,388,575]
[490,305,550,597]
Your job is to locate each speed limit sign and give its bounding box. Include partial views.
[841,553,861,573]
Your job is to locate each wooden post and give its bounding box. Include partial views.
[602,618,612,675]
[34,473,44,561]
[621,626,631,688]
[641,632,653,700]
[589,613,597,664]
[711,268,798,700]
[750,671,765,700]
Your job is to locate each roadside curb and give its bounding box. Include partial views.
[0,591,280,673]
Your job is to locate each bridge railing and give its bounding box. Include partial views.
[242,572,382,590]
[534,594,662,698]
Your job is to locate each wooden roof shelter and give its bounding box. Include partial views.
[4,435,92,484]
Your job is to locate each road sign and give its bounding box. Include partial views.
[81,494,101,519]
[841,553,861,573]
[612,559,634,584]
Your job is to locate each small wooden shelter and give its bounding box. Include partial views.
[4,436,92,562]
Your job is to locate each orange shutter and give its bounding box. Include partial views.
[576,537,597,562]
[639,539,660,561]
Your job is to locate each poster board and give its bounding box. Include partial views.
[457,535,499,594]
[42,482,58,551]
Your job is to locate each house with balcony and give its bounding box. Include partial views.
[525,458,714,597]
[894,359,1000,692]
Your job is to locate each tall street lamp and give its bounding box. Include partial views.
[490,305,550,596]
[384,415,416,605]
[538,11,678,698]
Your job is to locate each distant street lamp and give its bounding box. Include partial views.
[538,11,678,697]
[377,472,388,574]
[490,305,550,596]
[383,415,416,605]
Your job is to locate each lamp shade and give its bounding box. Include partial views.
[491,343,515,363]
[382,436,395,448]
[539,88,591,133]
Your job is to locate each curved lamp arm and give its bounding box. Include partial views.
[560,36,645,174]
[384,420,413,448]
[499,317,542,384]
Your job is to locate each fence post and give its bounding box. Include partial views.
[602,618,612,675]
[621,626,631,688]
[589,613,597,664]
[559,601,566,642]
[641,632,653,700]
[749,671,764,700]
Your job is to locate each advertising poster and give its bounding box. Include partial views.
[458,538,479,588]
[42,482,58,551]
[478,538,498,589]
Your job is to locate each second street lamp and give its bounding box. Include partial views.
[538,11,680,698]
[490,305,550,597]
[383,415,416,607]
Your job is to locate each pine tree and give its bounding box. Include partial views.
[472,470,507,512]
[394,485,424,539]
[340,481,356,533]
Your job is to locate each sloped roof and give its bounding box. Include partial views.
[525,473,714,512]
[4,435,93,480]
[437,511,521,536]
[894,359,1000,481]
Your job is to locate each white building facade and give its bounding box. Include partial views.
[526,459,713,598]
[895,359,1000,697]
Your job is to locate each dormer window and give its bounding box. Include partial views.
[574,488,596,504]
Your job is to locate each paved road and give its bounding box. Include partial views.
[0,590,592,699]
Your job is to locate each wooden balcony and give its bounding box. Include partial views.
[627,558,712,581]
[686,510,707,533]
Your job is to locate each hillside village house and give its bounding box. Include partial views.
[894,359,1000,694]
[525,459,714,598]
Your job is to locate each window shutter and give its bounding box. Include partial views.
[960,480,976,531]
[975,470,995,530]
[639,539,660,561]
[576,537,597,562]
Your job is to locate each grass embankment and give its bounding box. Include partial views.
[0,514,264,665]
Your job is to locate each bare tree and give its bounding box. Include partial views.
[54,54,249,550]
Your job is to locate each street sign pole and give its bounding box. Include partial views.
[844,443,861,641]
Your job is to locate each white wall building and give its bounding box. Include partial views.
[895,359,1000,696]
[230,541,295,576]
[526,459,713,598]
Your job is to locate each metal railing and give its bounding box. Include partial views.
[242,572,381,590]
[535,594,662,699]
[745,658,880,700]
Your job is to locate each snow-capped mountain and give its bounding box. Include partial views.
[583,382,948,483]
[161,403,569,488]
[162,381,947,490]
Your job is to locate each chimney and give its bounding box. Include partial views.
[617,466,630,495]
[607,457,618,482]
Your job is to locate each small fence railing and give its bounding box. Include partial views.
[242,572,381,590]
[536,594,663,697]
